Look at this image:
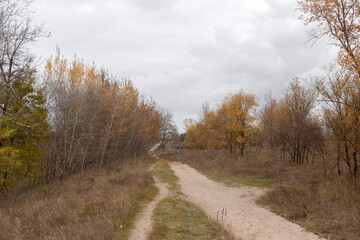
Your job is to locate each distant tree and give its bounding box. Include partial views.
[185,124,200,149]
[260,92,279,150]
[220,91,258,155]
[158,109,177,151]
[184,90,258,156]
[277,79,323,165]
[183,118,196,132]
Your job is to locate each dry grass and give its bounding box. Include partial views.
[162,149,360,240]
[259,176,360,240]
[0,162,157,240]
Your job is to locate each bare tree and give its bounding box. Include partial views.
[0,0,48,116]
[158,109,177,151]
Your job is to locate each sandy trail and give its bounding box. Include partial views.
[128,166,169,240]
[169,162,324,240]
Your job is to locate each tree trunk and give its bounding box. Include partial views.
[353,151,358,179]
[321,153,327,178]
[337,144,341,176]
[344,144,353,177]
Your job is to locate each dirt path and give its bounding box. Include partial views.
[169,162,324,240]
[128,167,169,240]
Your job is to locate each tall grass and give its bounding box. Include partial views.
[0,163,156,240]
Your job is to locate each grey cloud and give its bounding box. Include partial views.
[31,0,338,130]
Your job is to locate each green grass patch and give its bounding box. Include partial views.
[151,160,178,191]
[149,196,233,240]
[204,170,276,188]
[117,184,159,239]
[141,162,156,171]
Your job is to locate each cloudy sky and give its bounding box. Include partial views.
[31,0,338,131]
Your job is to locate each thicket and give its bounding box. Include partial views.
[42,50,163,181]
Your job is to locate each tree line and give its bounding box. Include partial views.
[185,0,360,179]
[0,0,175,192]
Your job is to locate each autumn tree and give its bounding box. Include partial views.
[298,0,360,177]
[260,92,279,150]
[43,50,162,179]
[219,91,258,155]
[298,0,360,78]
[276,79,324,165]
[185,90,258,156]
[316,67,359,178]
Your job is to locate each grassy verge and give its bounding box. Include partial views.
[0,162,158,240]
[203,170,275,188]
[118,184,159,239]
[162,149,360,240]
[151,159,178,191]
[149,160,233,240]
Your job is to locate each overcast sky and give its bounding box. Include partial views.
[31,0,338,131]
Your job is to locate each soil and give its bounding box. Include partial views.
[128,166,169,240]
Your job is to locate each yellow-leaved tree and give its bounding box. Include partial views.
[298,0,360,178]
[184,90,257,156]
